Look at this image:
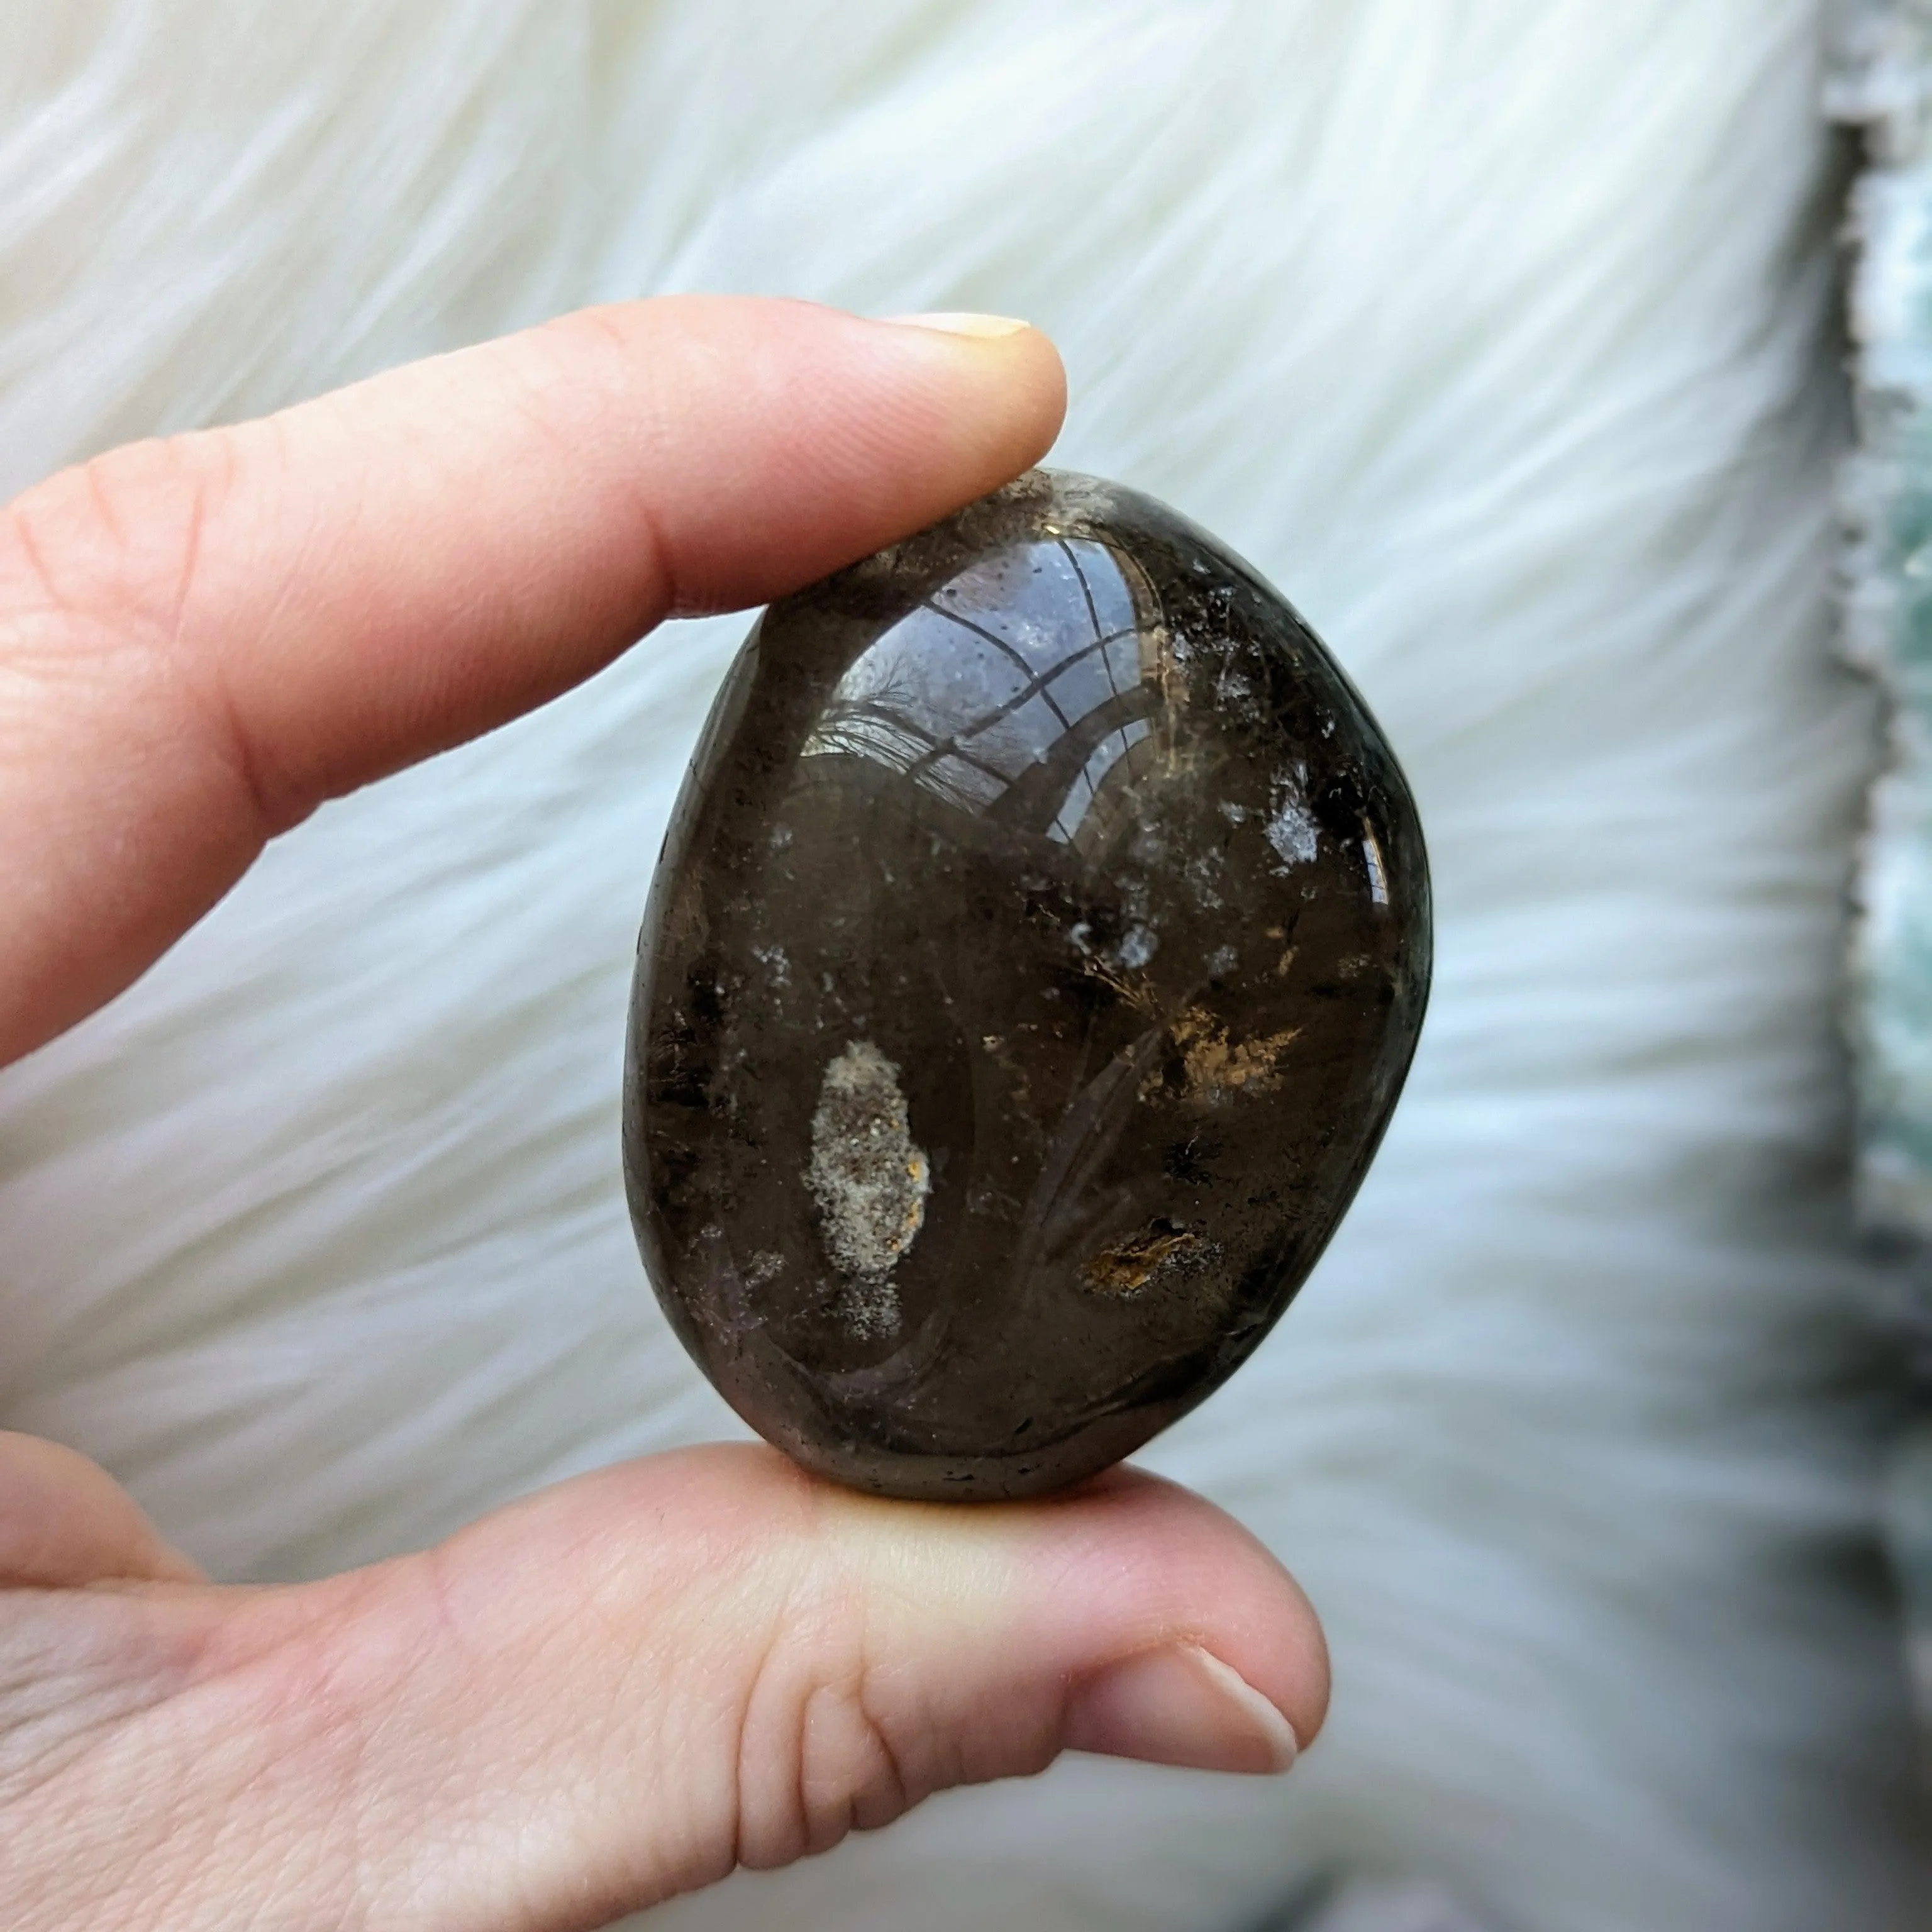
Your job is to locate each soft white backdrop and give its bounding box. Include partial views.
[1,4,1924,1928]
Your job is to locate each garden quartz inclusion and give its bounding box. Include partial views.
[625,470,1430,1501]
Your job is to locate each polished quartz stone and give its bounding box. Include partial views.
[625,470,1430,1501]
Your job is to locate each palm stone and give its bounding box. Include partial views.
[625,470,1430,1501]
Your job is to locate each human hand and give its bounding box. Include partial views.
[0,297,1327,1931]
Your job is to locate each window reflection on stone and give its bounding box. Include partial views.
[801,537,1165,851]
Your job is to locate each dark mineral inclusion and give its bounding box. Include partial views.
[625,470,1430,1501]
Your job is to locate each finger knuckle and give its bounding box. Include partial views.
[0,427,294,835]
[1,431,233,647]
[731,1605,917,1871]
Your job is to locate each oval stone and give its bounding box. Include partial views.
[625,470,1430,1501]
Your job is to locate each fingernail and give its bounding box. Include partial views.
[883,311,1033,338]
[1063,1643,1299,1775]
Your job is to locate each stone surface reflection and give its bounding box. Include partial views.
[626,470,1430,1500]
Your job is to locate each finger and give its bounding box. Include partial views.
[0,1432,204,1587]
[9,1447,1324,1932]
[0,299,1065,1063]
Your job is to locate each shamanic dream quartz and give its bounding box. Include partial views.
[625,470,1430,1501]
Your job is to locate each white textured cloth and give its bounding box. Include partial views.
[1,5,1924,1929]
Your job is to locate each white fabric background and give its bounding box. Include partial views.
[1,4,1925,1928]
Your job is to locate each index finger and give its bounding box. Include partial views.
[0,298,1065,1065]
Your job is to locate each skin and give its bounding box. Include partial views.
[0,297,1328,1932]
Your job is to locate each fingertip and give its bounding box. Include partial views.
[521,294,1066,613]
[1002,1462,1331,1758]
[0,1431,209,1587]
[860,307,1068,485]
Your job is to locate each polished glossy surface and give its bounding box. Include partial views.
[626,470,1430,1499]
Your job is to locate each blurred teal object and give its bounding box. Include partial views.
[1833,0,1932,1752]
[1835,0,1932,1236]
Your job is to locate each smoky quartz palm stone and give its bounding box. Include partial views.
[625,470,1429,1501]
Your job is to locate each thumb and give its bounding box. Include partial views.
[12,1446,1326,1931]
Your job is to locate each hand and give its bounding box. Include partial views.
[0,298,1328,1932]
